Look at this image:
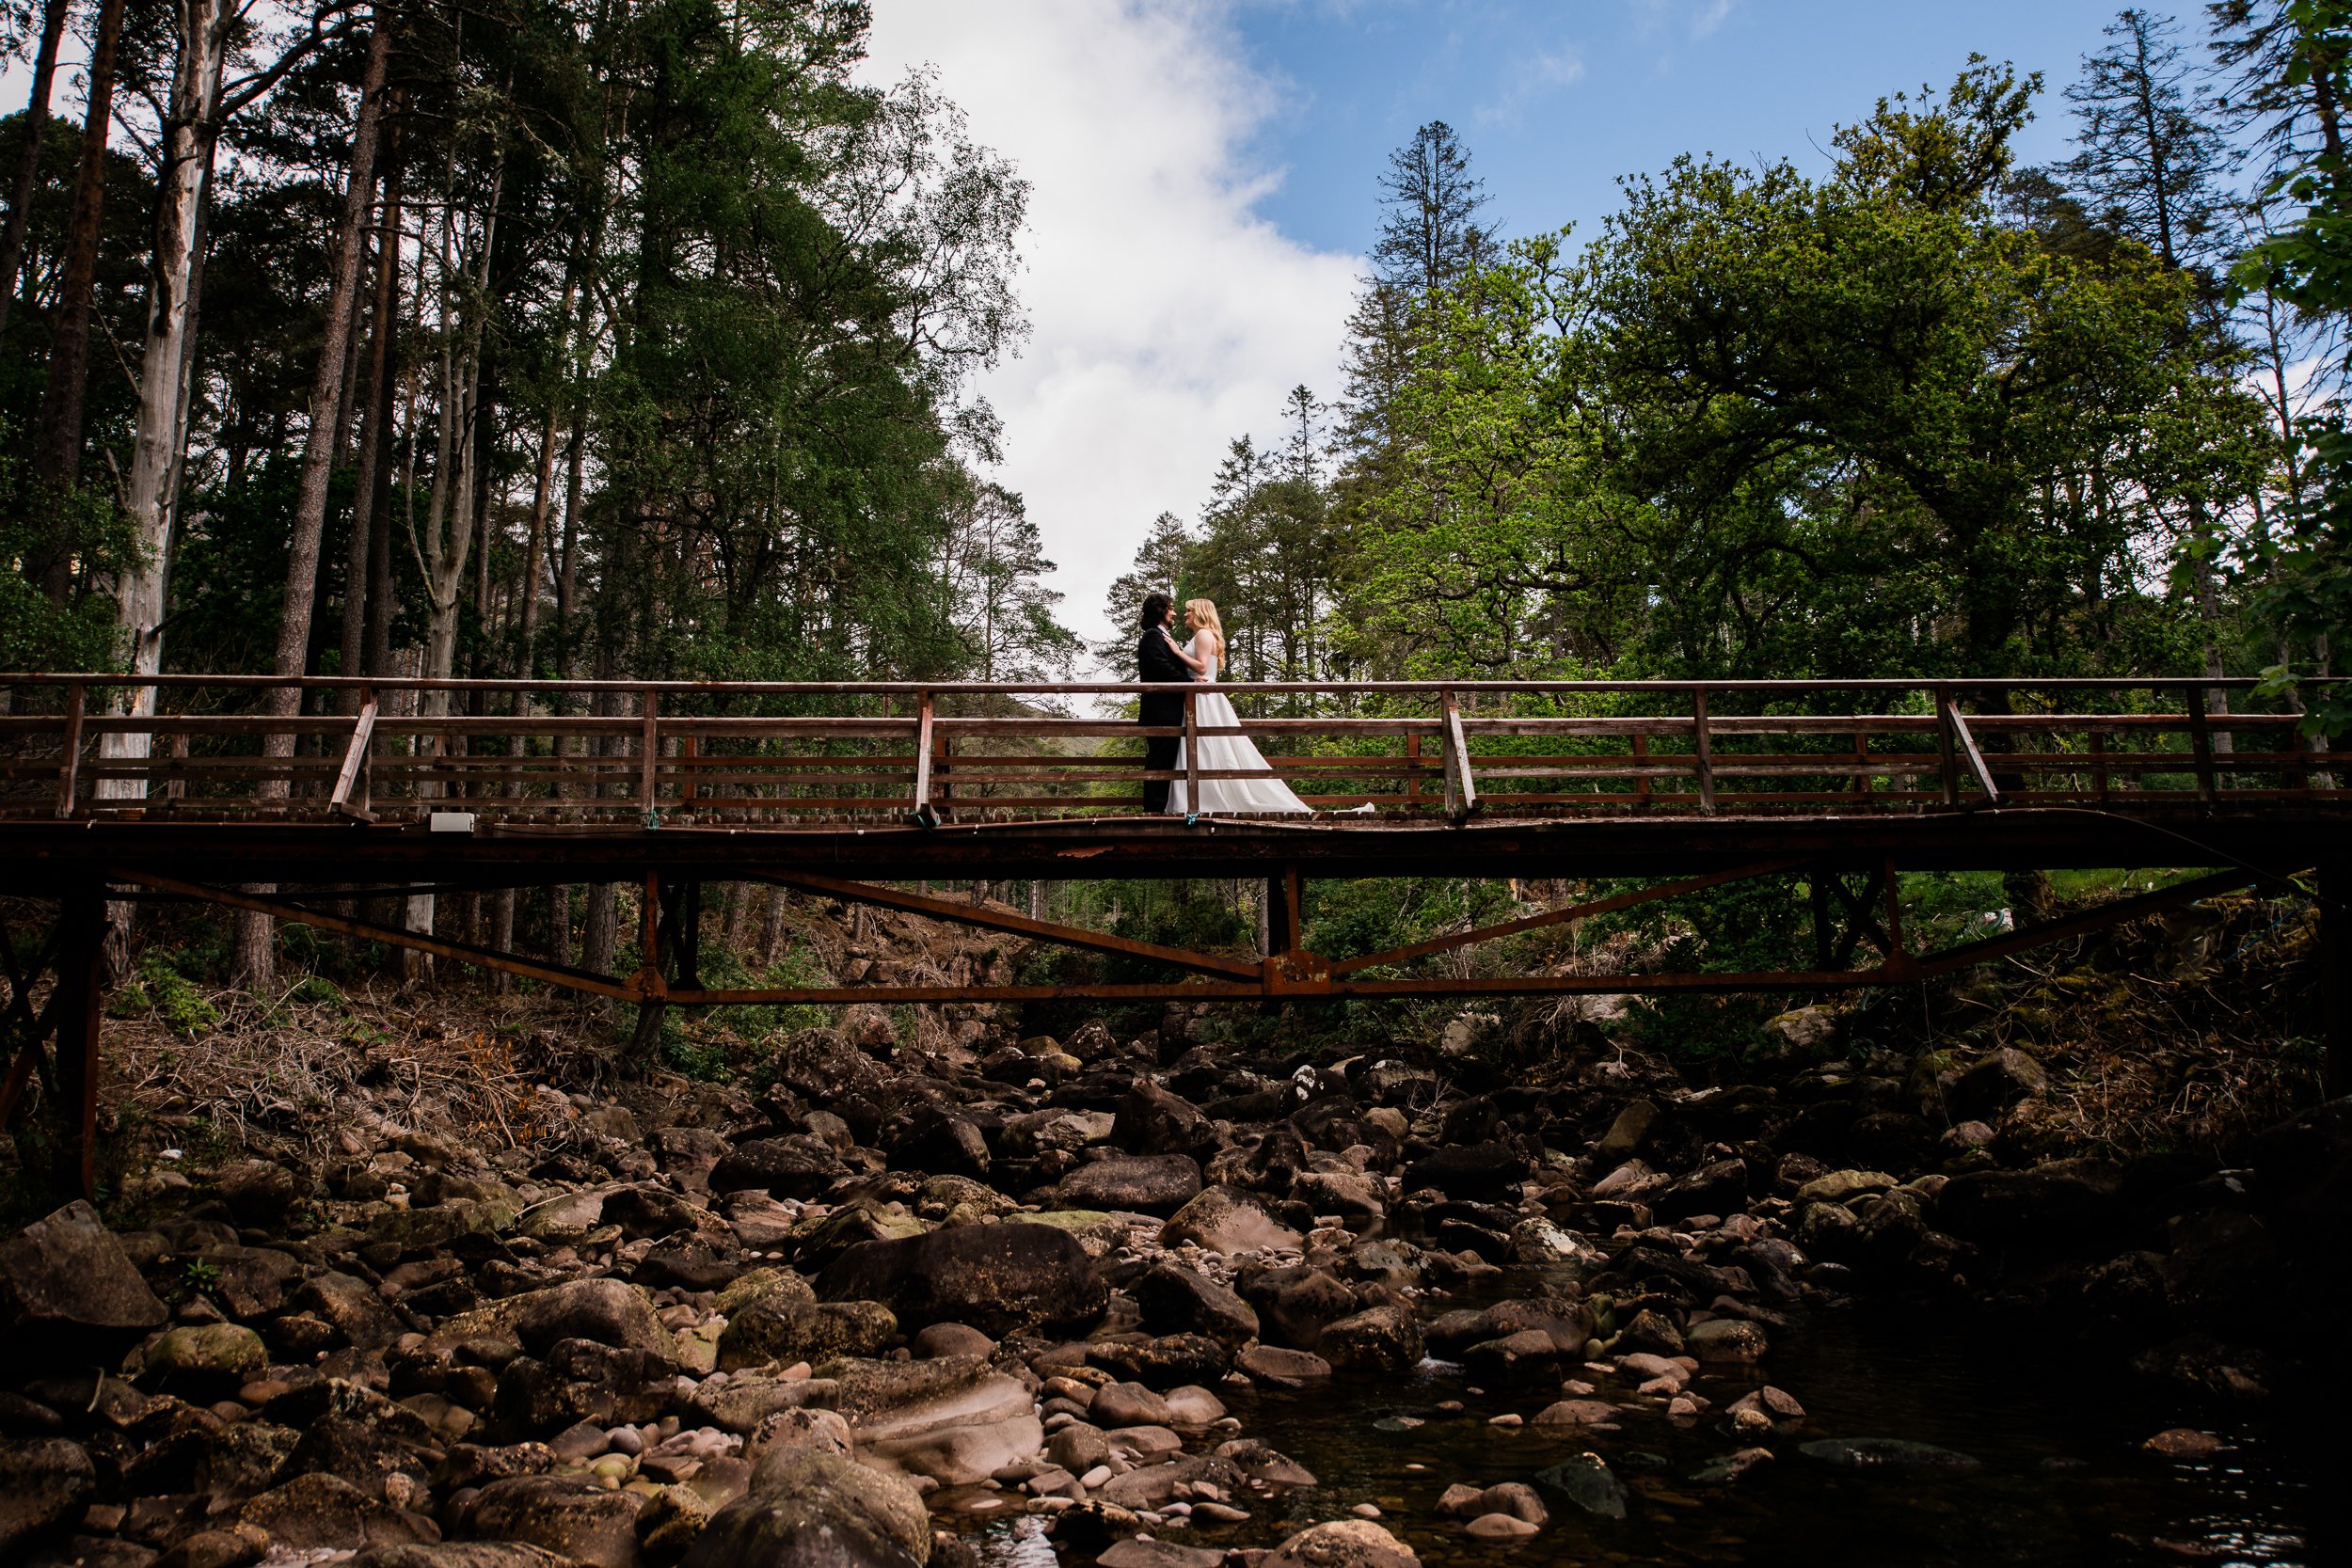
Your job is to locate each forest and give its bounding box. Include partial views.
[0,12,2344,1565]
[0,1,2344,728]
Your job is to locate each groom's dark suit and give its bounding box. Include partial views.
[1136,624,1190,813]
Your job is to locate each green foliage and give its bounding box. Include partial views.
[0,417,137,670]
[112,951,222,1038]
[660,935,836,1084]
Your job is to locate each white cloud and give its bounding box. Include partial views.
[858,0,1362,655]
[1480,47,1586,126]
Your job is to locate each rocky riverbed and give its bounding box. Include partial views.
[0,975,2342,1568]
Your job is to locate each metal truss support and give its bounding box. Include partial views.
[104,863,2296,1016]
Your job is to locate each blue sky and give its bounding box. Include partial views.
[1230,0,2140,259]
[866,2,2175,647]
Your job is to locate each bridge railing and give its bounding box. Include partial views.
[0,673,2341,824]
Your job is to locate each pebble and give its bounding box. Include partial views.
[1487,1413,1523,1428]
[1352,1503,1383,1519]
[1466,1513,1542,1539]
[2143,1429,2226,1460]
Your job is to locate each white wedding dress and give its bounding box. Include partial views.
[1167,636,1313,815]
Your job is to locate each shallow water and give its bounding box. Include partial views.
[973,1285,2323,1567]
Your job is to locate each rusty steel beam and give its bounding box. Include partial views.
[1329,859,1805,976]
[114,871,645,1001]
[1909,866,2267,977]
[754,870,1263,980]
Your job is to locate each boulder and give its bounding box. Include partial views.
[1112,1080,1214,1157]
[300,1270,406,1351]
[1055,1153,1203,1214]
[1402,1141,1522,1199]
[466,1474,645,1568]
[144,1323,269,1385]
[1595,1100,1658,1161]
[720,1300,898,1370]
[238,1471,438,1551]
[512,1277,675,1356]
[0,1201,167,1339]
[1935,1163,2122,1253]
[350,1547,574,1568]
[1089,1332,1233,1388]
[1264,1519,1421,1567]
[189,1244,302,1320]
[1533,1452,1626,1519]
[1235,1344,1333,1387]
[1293,1169,1386,1225]
[710,1136,850,1200]
[1134,1263,1259,1346]
[817,1222,1104,1337]
[767,1028,886,1106]
[1317,1306,1423,1373]
[1161,1186,1301,1255]
[1260,1269,1359,1350]
[0,1436,93,1555]
[1656,1158,1748,1220]
[1686,1317,1768,1363]
[1090,1381,1170,1428]
[683,1446,932,1567]
[214,1158,304,1225]
[1508,1217,1600,1268]
[1946,1047,2047,1121]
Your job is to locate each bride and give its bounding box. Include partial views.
[1161,598,1313,815]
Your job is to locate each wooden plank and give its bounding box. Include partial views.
[1692,687,1715,813]
[2186,683,2217,806]
[54,681,84,818]
[911,692,935,824]
[330,693,378,819]
[1933,687,1961,807]
[1943,702,2000,804]
[640,691,659,817]
[1442,689,1480,821]
[1183,689,1200,815]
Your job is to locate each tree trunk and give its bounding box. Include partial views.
[31,0,125,504]
[763,885,787,966]
[414,152,502,702]
[342,122,404,702]
[266,13,392,720]
[724,881,751,958]
[109,0,233,775]
[547,883,571,967]
[0,0,73,338]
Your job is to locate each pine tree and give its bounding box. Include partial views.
[1372,120,1492,296]
[2066,8,2228,271]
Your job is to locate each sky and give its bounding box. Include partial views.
[859,0,2153,654]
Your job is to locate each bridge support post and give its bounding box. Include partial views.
[54,885,104,1198]
[1265,865,1301,958]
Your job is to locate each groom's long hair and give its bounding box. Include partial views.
[1139,592,1171,629]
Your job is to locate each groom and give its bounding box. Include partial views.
[1135,592,1189,812]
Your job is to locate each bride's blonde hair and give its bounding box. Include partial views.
[1184,598,1225,658]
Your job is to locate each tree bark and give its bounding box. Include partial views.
[342,119,404,702]
[31,0,125,504]
[266,13,392,721]
[109,0,236,785]
[0,0,73,338]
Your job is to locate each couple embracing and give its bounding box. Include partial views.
[1133,592,1311,816]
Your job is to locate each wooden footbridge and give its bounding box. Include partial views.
[3,672,2346,1193]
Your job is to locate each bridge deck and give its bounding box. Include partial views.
[3,673,2345,1195]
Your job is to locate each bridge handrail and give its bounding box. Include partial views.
[2,671,2340,826]
[0,672,2343,693]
